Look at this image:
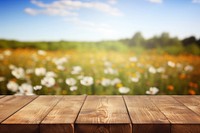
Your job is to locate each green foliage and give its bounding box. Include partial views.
[185,44,200,55]
[129,32,145,47]
[0,32,200,55]
[95,41,128,52]
[130,46,145,54]
[163,45,184,55]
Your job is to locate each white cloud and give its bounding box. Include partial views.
[24,7,77,16]
[148,0,163,4]
[108,0,117,4]
[65,17,118,36]
[25,8,38,15]
[25,0,121,37]
[25,0,122,16]
[192,0,200,3]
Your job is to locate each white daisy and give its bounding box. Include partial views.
[7,81,19,92]
[41,76,56,87]
[80,76,94,86]
[11,67,25,79]
[35,67,46,76]
[70,86,78,91]
[71,66,82,75]
[111,78,121,86]
[33,85,42,91]
[19,83,35,95]
[65,78,77,86]
[119,87,130,94]
[146,87,159,95]
[101,78,111,87]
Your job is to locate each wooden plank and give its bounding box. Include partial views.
[173,96,200,116]
[0,96,62,133]
[75,96,132,133]
[0,96,37,123]
[124,96,170,133]
[150,96,200,133]
[0,95,5,99]
[76,124,131,133]
[40,95,86,133]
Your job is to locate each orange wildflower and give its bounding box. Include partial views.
[167,85,174,91]
[188,89,196,95]
[10,78,17,82]
[179,73,186,79]
[189,82,198,89]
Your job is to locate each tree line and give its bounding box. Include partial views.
[120,32,200,54]
[0,32,200,55]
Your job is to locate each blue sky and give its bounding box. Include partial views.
[0,0,200,41]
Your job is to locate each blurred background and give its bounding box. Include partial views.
[0,0,200,95]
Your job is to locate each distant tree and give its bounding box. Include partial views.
[129,32,145,47]
[119,38,129,45]
[144,32,182,49]
[0,40,9,48]
[197,39,200,47]
[169,37,182,46]
[182,36,196,47]
[185,43,200,55]
[145,36,160,49]
[159,32,170,46]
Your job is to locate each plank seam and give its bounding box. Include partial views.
[148,96,172,133]
[1,96,39,124]
[172,96,200,117]
[74,95,87,123]
[38,96,63,133]
[122,95,133,133]
[39,96,63,124]
[74,95,87,133]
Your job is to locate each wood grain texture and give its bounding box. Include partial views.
[173,96,200,116]
[171,124,200,133]
[124,96,170,133]
[150,96,200,133]
[75,124,132,133]
[0,124,38,133]
[41,124,73,133]
[75,96,132,133]
[40,96,86,133]
[0,96,62,133]
[0,95,200,133]
[0,96,37,123]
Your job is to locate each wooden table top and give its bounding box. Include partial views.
[0,95,200,133]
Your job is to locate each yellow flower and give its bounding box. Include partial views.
[116,83,123,88]
[131,63,135,67]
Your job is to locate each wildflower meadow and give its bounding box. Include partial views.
[0,49,199,95]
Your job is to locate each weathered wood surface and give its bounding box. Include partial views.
[0,95,200,133]
[173,96,200,116]
[0,96,37,123]
[124,96,170,133]
[0,96,61,133]
[150,96,200,133]
[40,96,86,133]
[75,96,132,133]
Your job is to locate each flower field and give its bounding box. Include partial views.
[0,49,200,95]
